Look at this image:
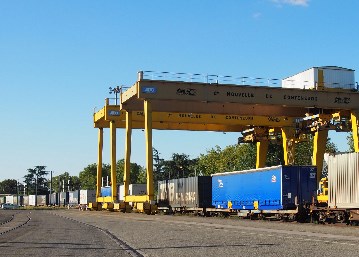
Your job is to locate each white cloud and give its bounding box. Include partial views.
[272,0,310,7]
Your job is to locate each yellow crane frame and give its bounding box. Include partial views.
[93,71,359,210]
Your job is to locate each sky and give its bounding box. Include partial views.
[1,0,358,182]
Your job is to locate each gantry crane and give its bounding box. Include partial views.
[91,68,359,213]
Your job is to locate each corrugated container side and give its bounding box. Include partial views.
[158,177,212,208]
[28,195,48,206]
[129,184,147,195]
[0,196,5,204]
[328,152,359,208]
[23,195,29,206]
[59,192,69,205]
[68,190,80,205]
[322,68,355,89]
[49,193,58,205]
[80,190,96,205]
[157,180,169,207]
[116,184,147,201]
[282,67,355,90]
[37,195,48,206]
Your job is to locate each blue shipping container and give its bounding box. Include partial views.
[101,186,111,197]
[212,165,317,210]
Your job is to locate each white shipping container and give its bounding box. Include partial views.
[282,66,355,90]
[23,195,29,206]
[129,184,146,195]
[80,190,96,205]
[5,195,14,204]
[117,184,146,201]
[68,190,79,205]
[28,195,47,206]
[328,152,359,208]
[117,184,124,201]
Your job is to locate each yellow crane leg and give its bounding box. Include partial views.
[96,128,103,199]
[144,100,154,201]
[110,121,117,202]
[281,128,295,165]
[124,111,132,202]
[256,141,269,168]
[351,112,359,152]
[312,130,328,184]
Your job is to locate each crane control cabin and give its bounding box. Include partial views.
[92,66,359,212]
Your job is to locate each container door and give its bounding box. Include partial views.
[281,167,298,209]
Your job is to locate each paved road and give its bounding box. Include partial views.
[53,209,359,257]
[0,210,136,257]
[1,209,359,257]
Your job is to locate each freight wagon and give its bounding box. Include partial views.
[157,176,212,213]
[312,152,359,224]
[211,165,317,221]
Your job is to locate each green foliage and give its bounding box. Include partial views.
[295,136,338,165]
[23,166,49,195]
[79,163,110,190]
[347,132,355,152]
[0,179,18,194]
[52,172,81,192]
[266,143,284,166]
[116,159,146,184]
[197,144,256,175]
[160,153,198,180]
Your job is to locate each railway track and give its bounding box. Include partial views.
[0,210,31,235]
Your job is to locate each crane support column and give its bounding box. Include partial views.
[110,121,117,202]
[256,141,269,168]
[351,112,359,152]
[96,128,103,199]
[144,100,154,201]
[282,127,296,165]
[312,130,328,183]
[124,111,132,201]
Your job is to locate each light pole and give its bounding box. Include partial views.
[49,171,53,205]
[16,180,19,206]
[35,176,38,207]
[109,86,121,105]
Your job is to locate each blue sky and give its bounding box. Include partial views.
[1,0,358,181]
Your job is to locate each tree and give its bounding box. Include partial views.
[52,172,81,192]
[266,142,284,166]
[0,179,18,194]
[153,148,165,181]
[196,144,256,176]
[23,166,49,195]
[115,159,146,185]
[79,163,111,190]
[294,136,338,165]
[347,133,355,152]
[160,153,198,180]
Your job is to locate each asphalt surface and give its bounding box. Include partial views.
[0,210,135,257]
[1,209,359,257]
